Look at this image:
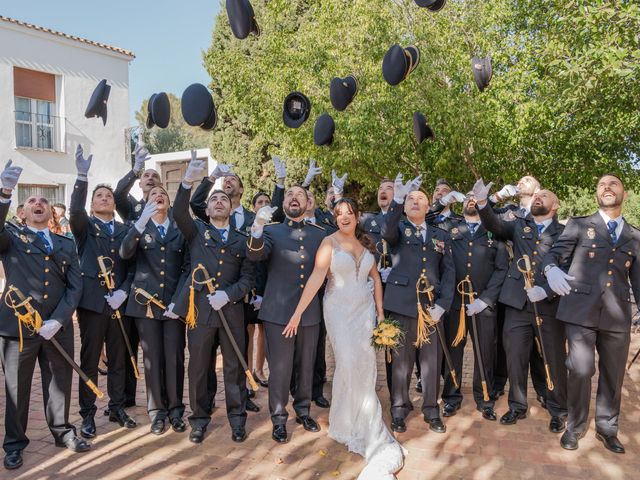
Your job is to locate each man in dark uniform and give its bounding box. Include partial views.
[382,173,455,434]
[173,157,255,444]
[542,174,640,453]
[429,179,464,230]
[247,185,326,443]
[441,193,509,421]
[473,179,568,434]
[70,145,136,439]
[0,161,89,470]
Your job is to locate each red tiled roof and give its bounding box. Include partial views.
[0,15,135,58]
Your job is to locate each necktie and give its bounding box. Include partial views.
[607,220,618,243]
[467,222,478,236]
[157,225,166,239]
[416,225,424,242]
[217,228,227,243]
[37,231,53,253]
[536,224,544,234]
[103,221,113,235]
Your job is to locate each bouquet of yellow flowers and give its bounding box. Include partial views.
[371,317,405,363]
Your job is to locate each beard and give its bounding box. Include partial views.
[597,193,623,208]
[530,204,550,216]
[463,205,477,216]
[285,205,305,218]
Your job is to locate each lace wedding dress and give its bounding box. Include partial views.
[323,238,406,479]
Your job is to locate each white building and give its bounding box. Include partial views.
[0,16,134,210]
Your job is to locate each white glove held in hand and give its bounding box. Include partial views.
[163,302,179,319]
[409,175,423,192]
[471,178,494,203]
[207,291,230,311]
[134,201,159,232]
[183,155,207,185]
[105,290,128,310]
[466,298,488,316]
[210,163,234,179]
[379,267,392,283]
[133,142,151,174]
[546,266,575,296]
[428,304,446,323]
[440,191,466,206]
[272,155,287,179]
[331,170,348,195]
[1,160,22,190]
[250,295,263,311]
[251,206,278,237]
[526,286,548,303]
[393,173,415,204]
[39,320,62,340]
[75,144,93,177]
[302,159,322,187]
[497,184,518,200]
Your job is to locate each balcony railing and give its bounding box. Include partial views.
[14,110,64,152]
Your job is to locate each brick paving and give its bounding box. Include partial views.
[1,325,639,480]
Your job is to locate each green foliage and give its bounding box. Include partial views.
[558,187,640,226]
[204,0,640,204]
[134,93,212,154]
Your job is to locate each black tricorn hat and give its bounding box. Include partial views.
[413,112,435,144]
[226,0,260,40]
[283,91,311,128]
[382,44,421,86]
[414,0,447,11]
[330,75,358,111]
[84,79,111,126]
[181,83,217,131]
[471,56,493,92]
[314,113,335,146]
[146,92,171,129]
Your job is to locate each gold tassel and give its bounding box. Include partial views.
[415,301,431,347]
[145,303,153,319]
[452,302,466,347]
[18,318,23,352]
[185,285,197,329]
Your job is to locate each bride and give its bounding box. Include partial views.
[284,198,406,479]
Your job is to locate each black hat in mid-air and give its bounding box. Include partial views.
[314,113,335,146]
[181,83,217,131]
[283,91,311,128]
[146,92,171,129]
[226,0,260,40]
[84,79,111,125]
[330,75,358,111]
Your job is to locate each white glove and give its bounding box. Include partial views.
[39,320,62,340]
[163,302,179,319]
[409,175,423,192]
[491,184,518,202]
[428,304,446,323]
[466,298,488,316]
[546,266,575,296]
[393,173,414,204]
[302,159,322,187]
[207,291,230,311]
[183,154,207,185]
[105,289,128,310]
[471,178,493,203]
[526,286,548,303]
[251,205,278,237]
[272,155,286,180]
[331,170,348,195]
[210,163,234,180]
[1,160,23,191]
[134,201,159,232]
[440,191,466,206]
[133,142,151,174]
[379,267,392,283]
[75,144,93,177]
[250,295,263,311]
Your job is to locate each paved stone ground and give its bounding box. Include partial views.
[1,324,639,480]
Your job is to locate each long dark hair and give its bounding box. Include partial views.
[333,198,376,253]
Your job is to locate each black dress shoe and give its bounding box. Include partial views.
[272,425,288,443]
[425,416,446,433]
[80,416,97,439]
[4,450,23,470]
[246,398,260,413]
[253,372,269,388]
[170,417,186,433]
[415,379,423,393]
[560,430,585,450]
[442,403,460,417]
[55,436,91,452]
[232,426,247,443]
[314,396,331,409]
[499,410,526,425]
[247,389,256,399]
[536,395,547,410]
[189,426,206,444]
[549,416,566,434]
[477,407,497,421]
[391,417,406,433]
[150,419,166,435]
[595,432,625,454]
[109,409,137,429]
[296,415,320,432]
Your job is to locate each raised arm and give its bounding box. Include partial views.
[0,160,23,252]
[284,237,333,337]
[189,177,213,222]
[69,144,93,242]
[175,152,208,242]
[381,200,402,246]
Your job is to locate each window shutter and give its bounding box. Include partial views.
[14,67,56,102]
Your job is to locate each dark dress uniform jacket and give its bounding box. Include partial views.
[478,204,564,316]
[0,202,82,337]
[542,213,640,333]
[114,169,146,222]
[381,200,455,317]
[69,179,132,313]
[247,219,326,326]
[120,217,189,320]
[172,184,254,327]
[448,219,509,311]
[361,211,387,265]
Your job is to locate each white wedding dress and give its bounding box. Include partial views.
[323,238,406,479]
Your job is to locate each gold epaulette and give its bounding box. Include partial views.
[307,222,325,231]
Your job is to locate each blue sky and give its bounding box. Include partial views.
[3,0,221,124]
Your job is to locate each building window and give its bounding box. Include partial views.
[13,67,62,152]
[17,184,66,206]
